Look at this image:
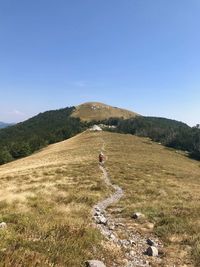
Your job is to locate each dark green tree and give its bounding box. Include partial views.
[0,148,13,164]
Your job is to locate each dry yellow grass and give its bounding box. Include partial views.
[71,102,139,121]
[103,131,200,266]
[0,130,200,266]
[0,131,120,267]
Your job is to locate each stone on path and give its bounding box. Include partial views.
[108,223,115,230]
[147,238,155,246]
[146,246,158,257]
[94,214,107,225]
[85,260,106,267]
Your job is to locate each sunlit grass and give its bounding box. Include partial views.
[0,130,200,266]
[0,132,119,267]
[104,131,200,266]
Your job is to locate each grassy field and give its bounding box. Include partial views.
[0,130,200,266]
[103,131,200,267]
[0,132,122,267]
[71,102,138,121]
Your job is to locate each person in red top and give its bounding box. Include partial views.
[99,152,105,164]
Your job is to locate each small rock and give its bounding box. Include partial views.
[130,239,136,246]
[95,214,107,225]
[85,260,106,267]
[146,246,158,257]
[108,224,115,230]
[109,233,116,241]
[0,222,7,229]
[147,238,155,246]
[94,210,101,216]
[95,206,101,212]
[132,212,144,219]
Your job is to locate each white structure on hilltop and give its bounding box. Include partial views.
[90,125,102,131]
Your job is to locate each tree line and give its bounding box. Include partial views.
[101,116,200,160]
[0,107,86,164]
[1,110,200,165]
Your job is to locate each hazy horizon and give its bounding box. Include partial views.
[1,1,200,126]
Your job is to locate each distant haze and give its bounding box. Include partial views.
[0,122,14,129]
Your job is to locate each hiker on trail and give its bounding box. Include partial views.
[99,152,105,165]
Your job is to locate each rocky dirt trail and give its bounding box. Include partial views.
[89,141,163,267]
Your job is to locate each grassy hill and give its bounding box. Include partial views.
[0,103,200,166]
[0,103,138,165]
[71,102,139,121]
[0,131,199,266]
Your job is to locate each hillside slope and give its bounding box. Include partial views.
[71,102,139,121]
[0,131,114,266]
[0,107,84,164]
[0,131,199,266]
[0,102,138,165]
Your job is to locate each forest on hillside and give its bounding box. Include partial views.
[101,116,200,160]
[0,107,86,164]
[0,110,200,165]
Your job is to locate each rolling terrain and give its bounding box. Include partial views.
[2,101,199,167]
[0,102,139,165]
[0,130,199,266]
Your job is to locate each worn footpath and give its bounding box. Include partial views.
[89,142,163,267]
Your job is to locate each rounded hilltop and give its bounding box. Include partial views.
[71,102,140,122]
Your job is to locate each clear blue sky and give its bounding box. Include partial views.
[0,0,200,125]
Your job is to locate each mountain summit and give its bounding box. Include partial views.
[71,102,139,121]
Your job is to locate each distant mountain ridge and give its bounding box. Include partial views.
[0,122,14,129]
[71,102,139,121]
